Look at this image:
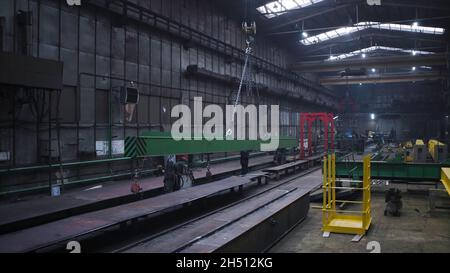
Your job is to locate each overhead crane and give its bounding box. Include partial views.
[125,131,298,158]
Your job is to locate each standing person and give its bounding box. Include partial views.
[240,150,249,175]
[164,155,178,192]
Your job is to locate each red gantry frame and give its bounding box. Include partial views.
[299,112,335,159]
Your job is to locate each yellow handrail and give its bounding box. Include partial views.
[322,153,372,236]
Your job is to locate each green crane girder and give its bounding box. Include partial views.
[125,131,298,157]
[336,160,450,181]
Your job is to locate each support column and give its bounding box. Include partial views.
[300,115,305,159]
[307,118,312,157]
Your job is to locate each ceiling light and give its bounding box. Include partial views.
[362,53,366,58]
[371,113,375,120]
[412,66,416,71]
[371,68,376,73]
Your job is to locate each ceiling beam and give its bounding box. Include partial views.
[300,30,447,55]
[297,45,445,61]
[319,71,448,85]
[260,0,449,32]
[290,54,448,72]
[375,0,450,10]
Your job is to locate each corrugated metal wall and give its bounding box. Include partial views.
[0,0,333,193]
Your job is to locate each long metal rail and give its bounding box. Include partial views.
[115,165,321,253]
[0,156,321,253]
[3,176,254,253]
[0,155,275,234]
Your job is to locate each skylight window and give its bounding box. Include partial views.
[327,46,434,61]
[377,23,445,34]
[300,22,445,45]
[257,0,325,19]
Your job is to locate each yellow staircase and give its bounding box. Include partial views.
[322,154,372,236]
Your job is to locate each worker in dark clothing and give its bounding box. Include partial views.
[274,148,287,165]
[164,154,195,192]
[240,150,250,175]
[163,157,179,192]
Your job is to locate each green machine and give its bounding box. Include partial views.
[335,160,450,181]
[125,131,299,192]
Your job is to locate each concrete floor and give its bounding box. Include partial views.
[270,184,450,253]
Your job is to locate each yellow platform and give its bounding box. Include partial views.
[323,214,372,235]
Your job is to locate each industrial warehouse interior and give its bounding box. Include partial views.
[0,0,449,259]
